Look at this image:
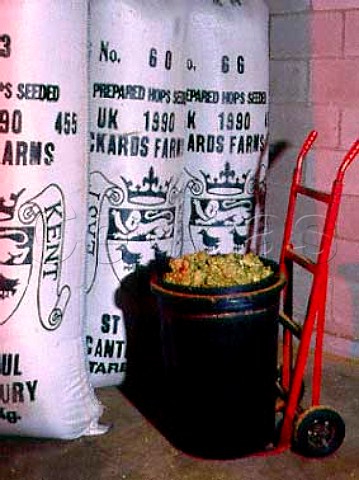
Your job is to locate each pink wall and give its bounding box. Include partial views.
[266,0,359,357]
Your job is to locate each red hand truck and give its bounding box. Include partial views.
[274,130,359,457]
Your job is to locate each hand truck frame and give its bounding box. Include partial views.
[273,130,359,457]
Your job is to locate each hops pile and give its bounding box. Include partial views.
[163,251,272,288]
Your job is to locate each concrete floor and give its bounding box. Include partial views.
[0,351,358,480]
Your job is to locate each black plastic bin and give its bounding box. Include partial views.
[150,258,286,459]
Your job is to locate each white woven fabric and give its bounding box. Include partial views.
[0,0,105,439]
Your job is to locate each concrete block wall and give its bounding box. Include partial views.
[265,0,359,357]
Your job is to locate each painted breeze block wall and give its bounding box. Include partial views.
[266,0,359,357]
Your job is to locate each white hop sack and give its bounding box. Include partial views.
[182,0,269,255]
[87,0,187,387]
[0,0,105,438]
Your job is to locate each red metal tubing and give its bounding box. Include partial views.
[279,135,358,449]
[280,131,318,270]
[312,269,328,406]
[279,280,321,448]
[296,185,331,203]
[296,130,318,174]
[337,139,359,182]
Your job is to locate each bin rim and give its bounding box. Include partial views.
[151,256,286,302]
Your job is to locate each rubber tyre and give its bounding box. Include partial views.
[293,406,345,457]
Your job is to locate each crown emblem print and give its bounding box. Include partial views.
[200,162,253,196]
[121,167,171,206]
[0,189,26,222]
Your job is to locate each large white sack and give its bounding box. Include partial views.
[0,0,105,438]
[87,0,187,387]
[182,0,269,255]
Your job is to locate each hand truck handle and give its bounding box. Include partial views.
[337,139,359,183]
[292,130,318,187]
[296,130,318,175]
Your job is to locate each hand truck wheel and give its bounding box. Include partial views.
[293,406,345,457]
